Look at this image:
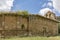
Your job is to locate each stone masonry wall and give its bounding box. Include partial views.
[0,14,28,37]
[29,15,58,36]
[0,14,58,37]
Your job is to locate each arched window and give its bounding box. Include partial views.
[21,24,25,29]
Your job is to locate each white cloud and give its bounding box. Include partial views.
[39,8,52,16]
[47,2,52,7]
[0,0,14,11]
[39,0,60,16]
[52,9,60,16]
[42,2,52,7]
[42,1,53,7]
[51,0,60,12]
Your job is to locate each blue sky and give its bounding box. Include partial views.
[11,0,53,13]
[10,0,60,16]
[0,0,60,16]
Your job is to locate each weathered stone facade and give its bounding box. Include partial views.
[29,15,58,36]
[0,12,59,37]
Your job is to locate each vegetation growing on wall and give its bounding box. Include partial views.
[16,11,29,15]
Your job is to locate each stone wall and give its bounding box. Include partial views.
[0,14,58,37]
[29,15,58,36]
[0,14,28,37]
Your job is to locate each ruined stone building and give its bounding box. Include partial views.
[0,11,59,37]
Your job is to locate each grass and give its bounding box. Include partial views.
[0,36,60,40]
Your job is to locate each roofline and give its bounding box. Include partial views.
[29,14,59,23]
[0,12,59,23]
